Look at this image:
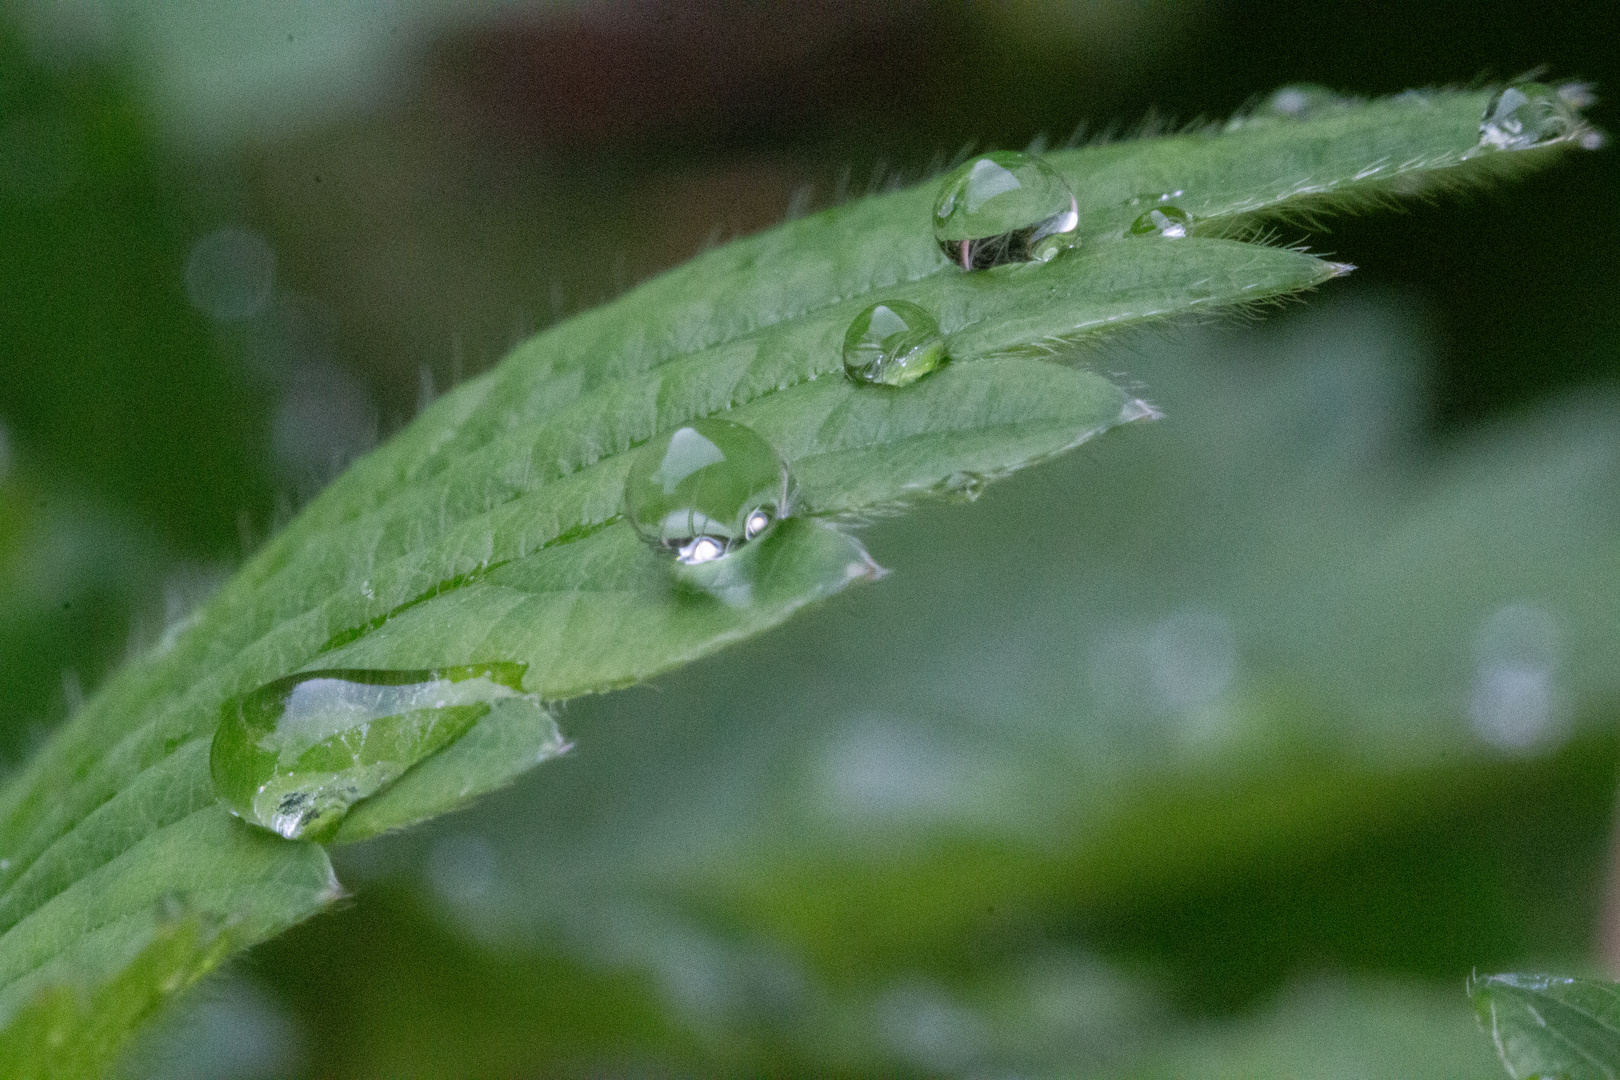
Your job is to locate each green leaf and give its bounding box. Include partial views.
[0,809,336,1072]
[1472,973,1620,1080]
[1053,88,1599,241]
[0,910,235,1080]
[0,85,1595,1068]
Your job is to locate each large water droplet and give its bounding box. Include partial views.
[1129,206,1191,238]
[932,152,1078,270]
[210,663,528,840]
[625,418,789,566]
[1478,83,1580,151]
[843,301,948,387]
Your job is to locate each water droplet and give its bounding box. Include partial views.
[932,152,1078,270]
[1478,82,1580,151]
[185,228,276,322]
[1557,82,1597,111]
[1129,206,1191,238]
[624,418,789,566]
[1263,83,1344,119]
[1226,85,1345,131]
[938,471,986,502]
[210,663,529,840]
[843,301,949,387]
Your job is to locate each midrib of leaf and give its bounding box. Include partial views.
[0,84,1596,1065]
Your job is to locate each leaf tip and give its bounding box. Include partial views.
[848,547,888,584]
[1119,398,1164,424]
[319,863,348,903]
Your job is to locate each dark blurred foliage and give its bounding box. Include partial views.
[0,25,269,551]
[1,23,268,758]
[3,1,1620,1076]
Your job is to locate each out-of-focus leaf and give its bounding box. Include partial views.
[0,25,269,553]
[0,811,335,1076]
[0,914,233,1080]
[1472,972,1620,1080]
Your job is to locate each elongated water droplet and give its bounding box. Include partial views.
[211,664,529,841]
[933,152,1078,270]
[1478,82,1580,150]
[625,418,789,566]
[1129,206,1191,238]
[843,301,948,387]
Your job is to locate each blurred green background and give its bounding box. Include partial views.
[3,1,1619,1076]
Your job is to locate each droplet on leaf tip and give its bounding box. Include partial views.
[1477,82,1584,151]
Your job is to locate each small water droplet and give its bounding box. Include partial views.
[210,664,529,840]
[625,418,789,566]
[1264,83,1344,119]
[1557,82,1597,110]
[843,301,949,387]
[938,471,986,502]
[1226,85,1345,131]
[744,508,773,538]
[1477,82,1580,151]
[933,152,1078,270]
[1129,206,1191,238]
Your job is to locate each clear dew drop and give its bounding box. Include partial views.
[210,664,530,841]
[1478,82,1580,151]
[1129,206,1191,238]
[1225,85,1344,131]
[843,300,949,387]
[624,417,789,567]
[1263,83,1344,119]
[1557,82,1597,111]
[932,152,1078,270]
